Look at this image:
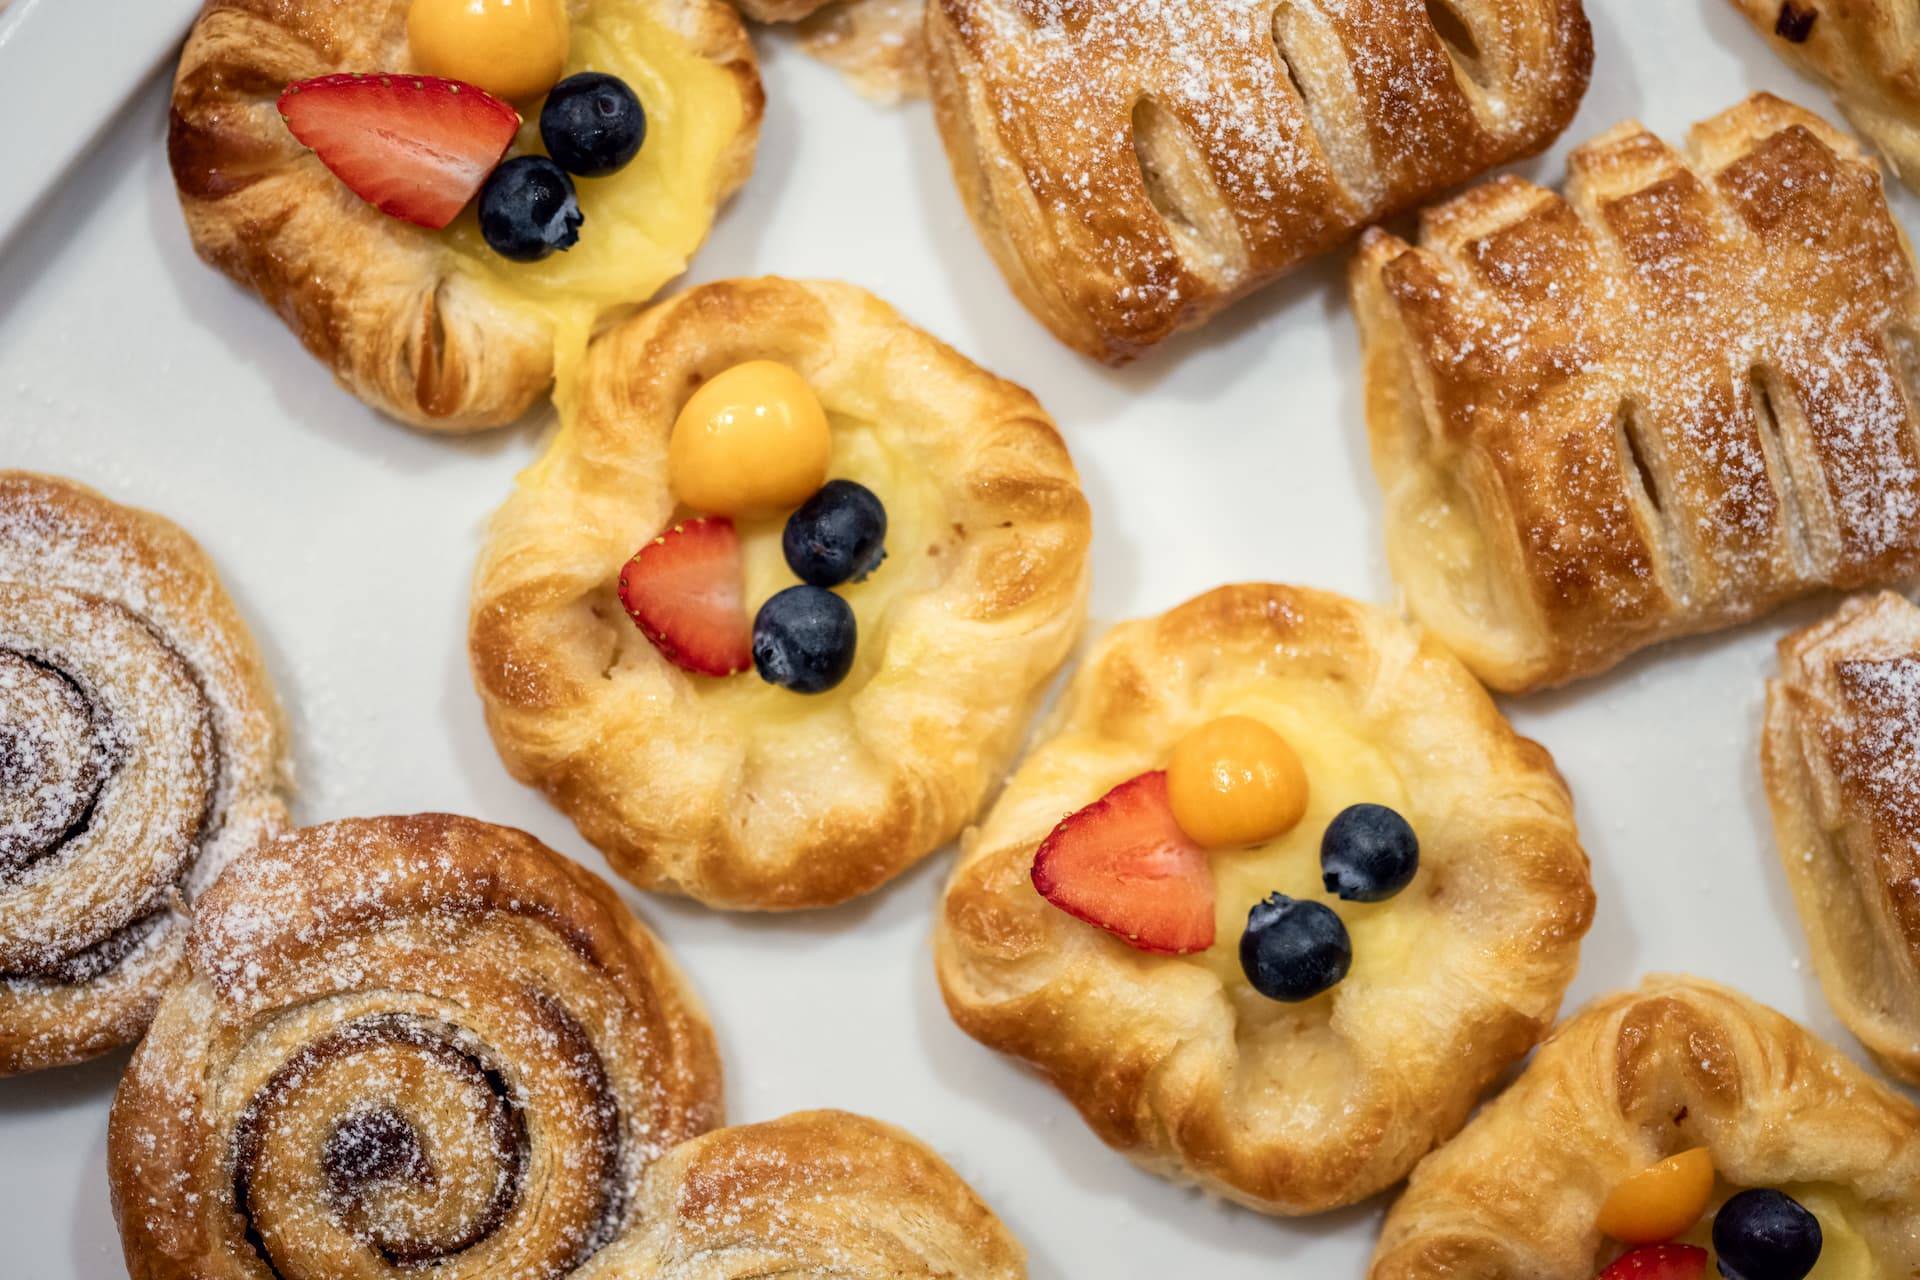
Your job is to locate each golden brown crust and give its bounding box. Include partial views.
[167,0,762,431]
[796,0,929,103]
[108,814,726,1280]
[927,0,1591,362]
[935,583,1593,1214]
[1352,94,1920,693]
[1729,0,1920,192]
[580,1111,1028,1277]
[1370,976,1920,1279]
[470,277,1090,911]
[1764,592,1920,1084]
[0,472,289,1076]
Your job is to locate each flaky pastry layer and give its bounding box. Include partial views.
[935,583,1592,1214]
[470,278,1090,910]
[1353,94,1920,692]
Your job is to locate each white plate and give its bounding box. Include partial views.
[2,4,1917,1277]
[0,0,203,250]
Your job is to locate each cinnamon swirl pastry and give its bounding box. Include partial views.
[0,471,288,1076]
[109,814,1026,1279]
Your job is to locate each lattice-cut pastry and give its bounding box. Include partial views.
[1370,976,1920,1278]
[927,0,1593,362]
[1353,94,1920,693]
[1765,591,1920,1085]
[1728,0,1920,193]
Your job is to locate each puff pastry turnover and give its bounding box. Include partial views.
[0,472,289,1075]
[1371,976,1920,1279]
[1765,592,1920,1085]
[470,278,1091,910]
[1354,94,1920,693]
[110,814,1026,1278]
[935,583,1593,1214]
[168,0,762,431]
[927,0,1592,362]
[1729,0,1920,193]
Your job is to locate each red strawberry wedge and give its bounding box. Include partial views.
[617,517,753,677]
[277,73,520,229]
[1031,771,1215,954]
[1598,1245,1709,1280]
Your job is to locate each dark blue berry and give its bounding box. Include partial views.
[478,156,581,262]
[752,586,856,694]
[539,73,647,178]
[782,480,888,587]
[1713,1189,1822,1280]
[1320,803,1419,902]
[1239,894,1351,1002]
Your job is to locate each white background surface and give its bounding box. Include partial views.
[4,3,1918,1276]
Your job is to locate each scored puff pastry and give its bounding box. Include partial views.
[0,472,289,1075]
[935,584,1593,1214]
[1370,976,1920,1279]
[470,278,1091,910]
[927,0,1592,362]
[168,0,762,431]
[110,814,1027,1279]
[1353,94,1920,693]
[1765,592,1920,1085]
[1728,0,1920,192]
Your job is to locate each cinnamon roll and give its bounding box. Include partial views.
[0,471,288,1075]
[109,814,1026,1279]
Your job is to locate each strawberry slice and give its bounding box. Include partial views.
[1599,1245,1709,1280]
[617,517,752,677]
[277,73,520,229]
[1031,771,1215,954]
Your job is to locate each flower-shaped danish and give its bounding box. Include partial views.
[936,584,1593,1213]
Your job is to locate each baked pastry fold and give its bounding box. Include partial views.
[936,583,1592,1214]
[1353,94,1920,693]
[109,814,1026,1278]
[0,472,288,1075]
[1370,976,1920,1279]
[168,0,761,431]
[471,278,1090,910]
[1765,591,1920,1084]
[1729,0,1920,192]
[928,0,1592,362]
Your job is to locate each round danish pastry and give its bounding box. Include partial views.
[469,278,1091,910]
[108,814,1028,1279]
[1371,976,1920,1279]
[935,583,1594,1214]
[0,471,288,1076]
[168,0,762,431]
[108,813,722,1279]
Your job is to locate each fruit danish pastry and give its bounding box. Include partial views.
[109,815,1027,1279]
[0,472,288,1076]
[1729,0,1920,192]
[470,278,1091,910]
[168,0,762,431]
[1370,976,1920,1280]
[927,0,1592,362]
[1353,95,1920,694]
[935,584,1593,1214]
[1764,592,1920,1086]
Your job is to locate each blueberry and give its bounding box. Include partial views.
[1239,894,1351,1002]
[1320,803,1419,902]
[478,156,582,262]
[782,480,888,587]
[753,586,856,694]
[1713,1189,1822,1280]
[540,73,647,178]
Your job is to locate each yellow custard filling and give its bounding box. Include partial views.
[443,0,747,383]
[692,414,950,723]
[1181,681,1422,1007]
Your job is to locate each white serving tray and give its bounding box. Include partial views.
[2,4,1917,1277]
